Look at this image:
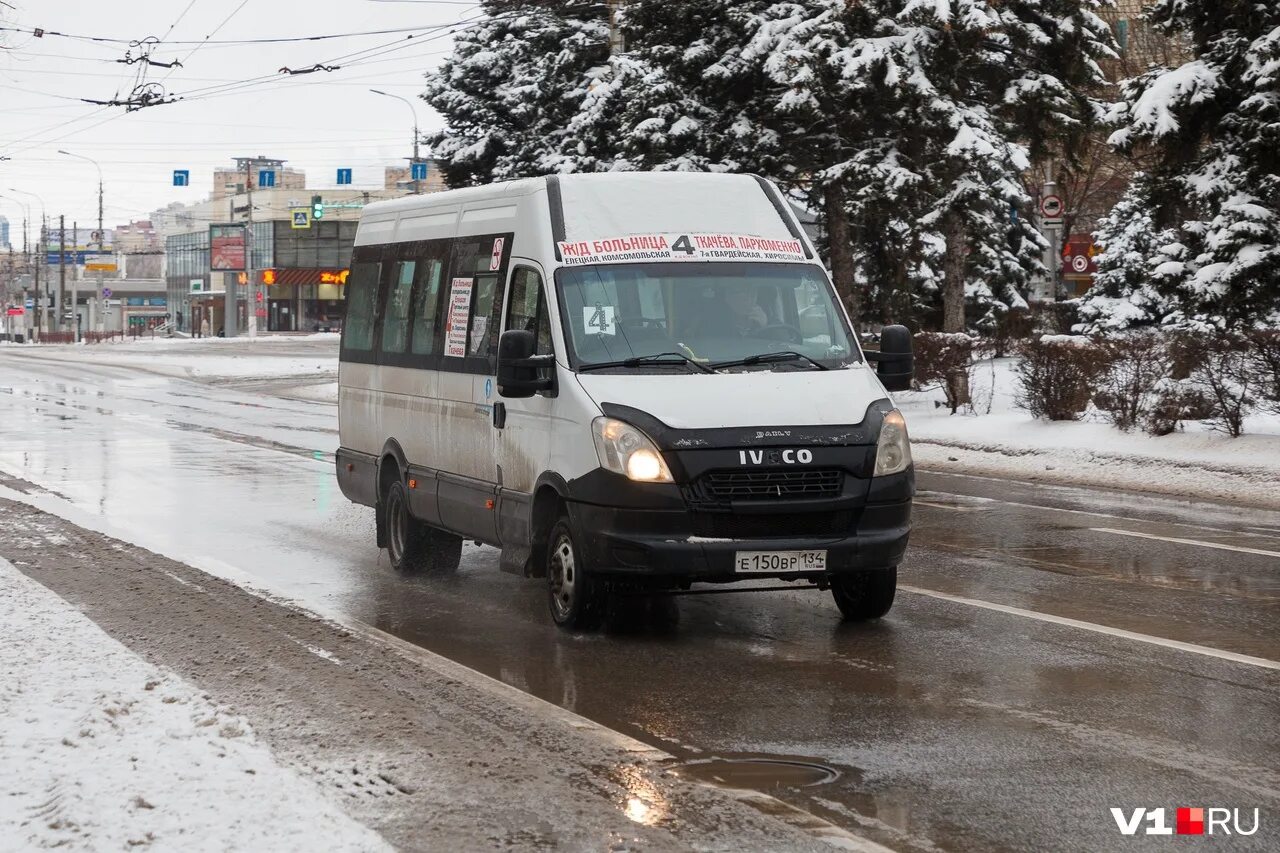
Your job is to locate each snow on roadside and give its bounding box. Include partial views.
[899,358,1280,508]
[0,556,389,852]
[4,335,340,383]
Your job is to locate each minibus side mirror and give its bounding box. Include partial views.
[869,325,914,392]
[497,329,555,398]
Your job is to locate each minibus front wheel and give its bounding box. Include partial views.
[830,568,897,621]
[547,515,606,630]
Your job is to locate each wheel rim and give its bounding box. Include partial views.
[549,533,576,621]
[388,489,406,564]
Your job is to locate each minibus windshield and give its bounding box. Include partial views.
[556,263,860,371]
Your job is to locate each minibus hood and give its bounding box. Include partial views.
[575,365,888,430]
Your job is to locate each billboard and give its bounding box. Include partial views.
[210,224,247,271]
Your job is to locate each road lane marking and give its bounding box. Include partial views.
[1090,527,1280,559]
[913,499,986,512]
[899,584,1280,670]
[921,488,1280,542]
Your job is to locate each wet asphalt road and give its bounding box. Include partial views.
[1,348,1277,852]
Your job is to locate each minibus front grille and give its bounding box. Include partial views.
[689,469,844,502]
[692,511,855,539]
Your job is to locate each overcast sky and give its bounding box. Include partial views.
[0,0,478,245]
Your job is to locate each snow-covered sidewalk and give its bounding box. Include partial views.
[900,358,1280,509]
[0,556,388,852]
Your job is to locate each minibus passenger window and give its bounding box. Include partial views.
[341,262,381,352]
[380,261,416,354]
[410,258,444,355]
[468,274,499,356]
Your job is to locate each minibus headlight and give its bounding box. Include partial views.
[592,417,673,483]
[874,409,912,477]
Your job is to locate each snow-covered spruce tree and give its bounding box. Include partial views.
[744,1,1111,332]
[1077,174,1181,330]
[1092,0,1280,331]
[422,2,610,186]
[563,1,779,175]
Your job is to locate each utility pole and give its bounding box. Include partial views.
[58,150,106,333]
[244,158,254,338]
[71,219,80,342]
[57,215,66,337]
[231,155,283,338]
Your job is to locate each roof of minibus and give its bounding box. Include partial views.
[357,172,796,242]
[556,172,794,243]
[358,177,545,220]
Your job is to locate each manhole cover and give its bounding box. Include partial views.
[670,757,839,790]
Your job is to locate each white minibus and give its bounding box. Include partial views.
[336,172,914,629]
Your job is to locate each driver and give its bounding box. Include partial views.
[721,281,768,334]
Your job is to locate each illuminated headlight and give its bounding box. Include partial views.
[873,409,912,477]
[592,417,673,483]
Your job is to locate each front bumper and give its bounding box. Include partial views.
[567,469,913,586]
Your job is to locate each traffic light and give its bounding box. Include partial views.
[312,194,324,220]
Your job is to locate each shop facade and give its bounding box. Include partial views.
[166,219,354,333]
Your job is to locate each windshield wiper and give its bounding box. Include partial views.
[579,352,718,374]
[712,351,830,371]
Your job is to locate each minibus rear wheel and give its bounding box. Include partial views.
[384,480,462,574]
[831,568,897,621]
[547,516,605,630]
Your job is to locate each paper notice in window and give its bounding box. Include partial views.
[470,315,489,353]
[446,277,474,357]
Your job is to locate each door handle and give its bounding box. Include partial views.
[493,401,507,429]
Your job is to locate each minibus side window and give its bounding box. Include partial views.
[409,256,445,356]
[341,261,381,352]
[442,232,512,372]
[379,261,416,355]
[468,274,499,357]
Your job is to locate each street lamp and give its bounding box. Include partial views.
[58,149,107,336]
[370,88,423,193]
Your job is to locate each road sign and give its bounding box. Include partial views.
[336,168,352,185]
[410,161,427,181]
[1062,234,1098,280]
[24,297,34,309]
[291,208,311,229]
[102,287,112,298]
[173,169,190,187]
[258,169,276,188]
[1040,194,1064,220]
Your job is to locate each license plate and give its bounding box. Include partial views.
[735,550,827,573]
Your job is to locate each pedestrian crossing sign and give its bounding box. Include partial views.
[291,208,311,229]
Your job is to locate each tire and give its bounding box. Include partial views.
[383,479,463,574]
[831,567,897,621]
[546,516,605,630]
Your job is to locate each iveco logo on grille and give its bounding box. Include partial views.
[738,449,814,465]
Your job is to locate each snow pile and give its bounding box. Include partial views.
[0,557,388,852]
[899,358,1280,507]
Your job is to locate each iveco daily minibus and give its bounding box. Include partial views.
[335,172,914,629]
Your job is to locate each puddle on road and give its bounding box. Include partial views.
[669,755,840,791]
